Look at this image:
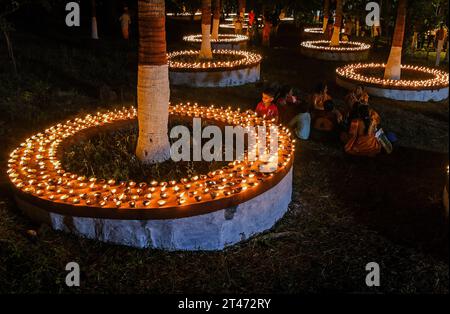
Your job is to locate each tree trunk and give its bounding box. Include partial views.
[91,0,99,39]
[355,16,360,36]
[384,0,407,80]
[330,0,342,46]
[135,0,171,164]
[322,0,330,33]
[211,0,221,40]
[200,0,213,59]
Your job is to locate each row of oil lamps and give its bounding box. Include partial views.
[300,40,371,52]
[183,34,249,43]
[167,49,262,70]
[336,63,449,88]
[8,104,295,210]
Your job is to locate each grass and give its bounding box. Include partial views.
[0,21,448,293]
[61,119,228,183]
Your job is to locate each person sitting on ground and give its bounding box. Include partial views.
[345,85,369,109]
[342,100,380,137]
[288,101,311,140]
[343,104,381,157]
[311,99,343,134]
[311,82,332,111]
[255,87,279,122]
[276,85,300,122]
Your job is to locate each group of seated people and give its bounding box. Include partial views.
[254,83,391,157]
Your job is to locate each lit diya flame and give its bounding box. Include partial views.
[303,27,323,34]
[336,63,449,89]
[300,40,371,52]
[183,34,249,43]
[168,49,262,71]
[7,104,295,211]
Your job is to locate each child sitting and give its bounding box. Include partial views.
[277,85,301,123]
[255,87,279,122]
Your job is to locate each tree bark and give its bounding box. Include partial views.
[136,0,171,164]
[322,0,330,33]
[211,0,221,40]
[330,0,342,46]
[384,0,407,80]
[200,0,213,59]
[91,0,99,39]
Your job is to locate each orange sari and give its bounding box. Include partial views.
[344,119,381,157]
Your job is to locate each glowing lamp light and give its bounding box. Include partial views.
[7,104,295,212]
[168,49,262,72]
[336,63,449,90]
[300,40,371,52]
[219,23,264,29]
[304,27,323,34]
[183,34,249,44]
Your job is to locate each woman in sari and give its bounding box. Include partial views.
[344,105,381,157]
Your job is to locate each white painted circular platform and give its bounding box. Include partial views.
[183,34,249,51]
[170,63,260,87]
[16,168,293,250]
[336,77,449,102]
[301,46,370,61]
[300,40,371,62]
[335,63,449,102]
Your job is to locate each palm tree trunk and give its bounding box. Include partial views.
[322,0,330,33]
[330,0,343,46]
[91,0,99,39]
[135,0,171,164]
[200,0,213,59]
[211,0,221,40]
[384,0,407,80]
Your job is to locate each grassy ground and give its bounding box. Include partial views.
[0,21,448,293]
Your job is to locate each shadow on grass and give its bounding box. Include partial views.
[303,143,449,261]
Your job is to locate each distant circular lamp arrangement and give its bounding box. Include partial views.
[219,23,263,31]
[183,34,249,50]
[166,12,202,21]
[336,63,449,101]
[168,49,262,87]
[300,40,371,61]
[8,105,295,250]
[303,27,323,34]
[303,27,325,39]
